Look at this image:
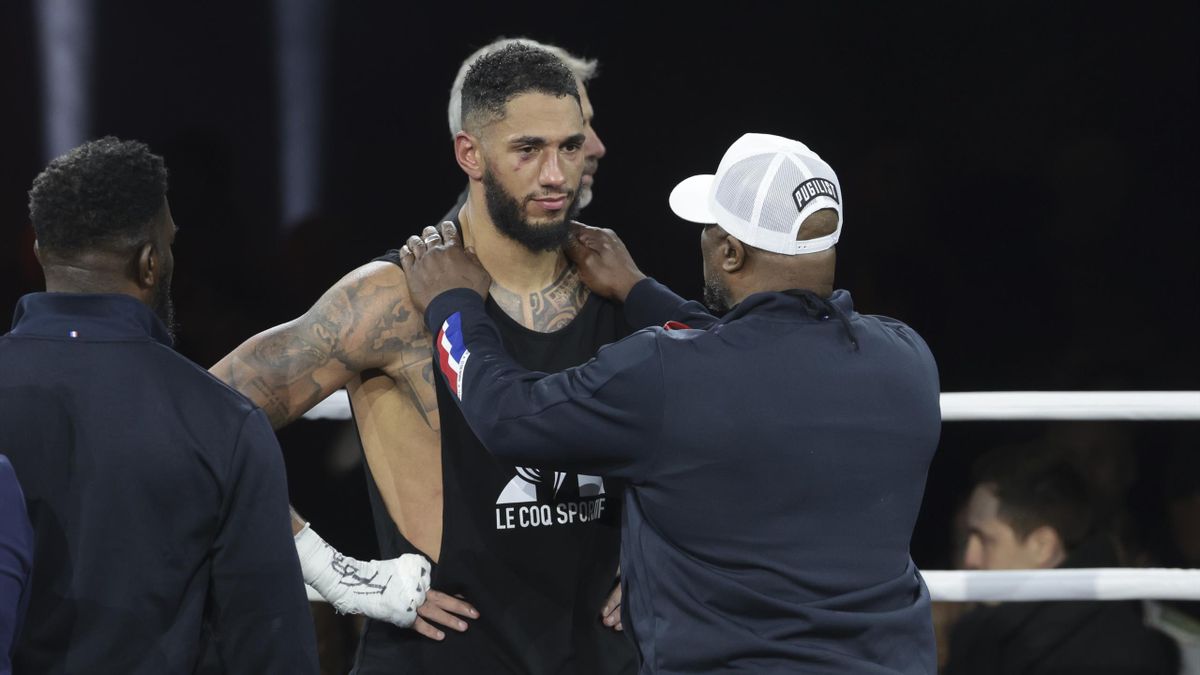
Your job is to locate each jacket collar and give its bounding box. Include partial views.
[9,292,173,347]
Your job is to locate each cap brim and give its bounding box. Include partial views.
[668,174,717,225]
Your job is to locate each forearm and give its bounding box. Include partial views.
[289,505,307,535]
[211,325,333,429]
[425,290,662,475]
[623,277,719,330]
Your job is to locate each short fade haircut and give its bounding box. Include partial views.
[459,43,580,135]
[972,447,1095,551]
[449,37,597,136]
[29,136,168,258]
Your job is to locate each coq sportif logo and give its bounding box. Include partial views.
[495,466,607,530]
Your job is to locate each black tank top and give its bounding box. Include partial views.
[352,241,638,674]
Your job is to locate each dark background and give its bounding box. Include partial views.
[1,1,1196,569]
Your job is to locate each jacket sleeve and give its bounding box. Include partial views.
[426,289,665,478]
[207,410,319,675]
[623,277,720,330]
[0,455,33,665]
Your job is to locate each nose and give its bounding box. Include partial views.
[585,125,607,161]
[540,151,566,189]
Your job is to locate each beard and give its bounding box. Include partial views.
[702,281,731,314]
[577,186,594,210]
[702,274,733,314]
[577,158,599,209]
[700,264,734,314]
[150,272,177,342]
[483,169,579,253]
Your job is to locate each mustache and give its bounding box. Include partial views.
[526,188,576,201]
[583,158,599,175]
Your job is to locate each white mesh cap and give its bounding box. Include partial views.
[669,133,843,255]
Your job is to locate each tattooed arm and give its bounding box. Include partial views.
[211,263,476,635]
[211,261,431,429]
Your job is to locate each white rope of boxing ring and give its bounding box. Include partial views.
[302,391,1200,602]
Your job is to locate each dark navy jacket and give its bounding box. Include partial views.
[0,455,33,675]
[426,279,941,674]
[0,293,318,675]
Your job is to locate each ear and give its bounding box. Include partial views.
[721,234,746,273]
[136,242,158,290]
[455,131,484,181]
[1026,525,1066,568]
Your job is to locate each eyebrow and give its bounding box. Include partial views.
[510,136,547,148]
[509,133,587,148]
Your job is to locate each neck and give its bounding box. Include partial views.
[41,258,145,301]
[460,187,567,294]
[458,186,588,333]
[729,274,835,306]
[729,251,835,305]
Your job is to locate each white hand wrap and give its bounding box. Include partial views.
[294,523,431,627]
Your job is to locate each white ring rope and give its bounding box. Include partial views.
[302,390,1200,422]
[924,568,1200,602]
[939,391,1200,421]
[307,569,1200,604]
[299,390,1200,603]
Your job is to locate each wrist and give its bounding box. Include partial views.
[425,287,487,333]
[294,523,431,627]
[616,272,648,303]
[618,275,652,303]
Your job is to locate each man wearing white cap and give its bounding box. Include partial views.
[398,133,942,674]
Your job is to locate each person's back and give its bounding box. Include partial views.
[622,288,940,673]
[2,137,317,674]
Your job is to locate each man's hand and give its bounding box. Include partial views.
[295,524,431,628]
[566,222,646,303]
[413,590,480,641]
[399,221,491,315]
[600,581,623,631]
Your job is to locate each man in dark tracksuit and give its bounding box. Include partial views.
[399,133,942,673]
[0,138,318,674]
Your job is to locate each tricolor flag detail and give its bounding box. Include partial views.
[437,312,471,401]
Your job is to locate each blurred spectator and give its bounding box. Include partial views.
[1143,447,1200,675]
[944,447,1178,674]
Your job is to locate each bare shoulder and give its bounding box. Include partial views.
[334,260,408,302]
[341,261,441,429]
[322,261,427,369]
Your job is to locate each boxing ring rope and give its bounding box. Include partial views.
[924,568,1200,602]
[303,390,1200,423]
[301,390,1200,602]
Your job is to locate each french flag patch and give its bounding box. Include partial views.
[437,312,471,400]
